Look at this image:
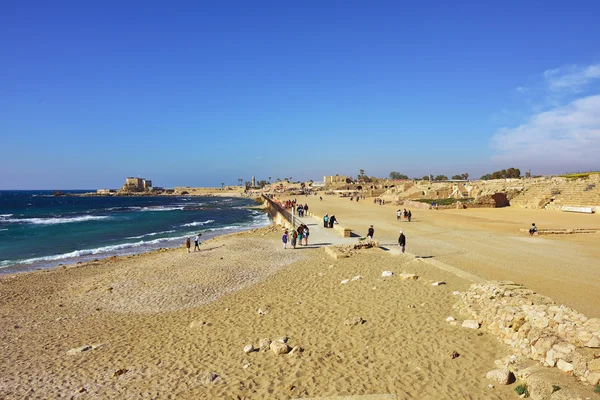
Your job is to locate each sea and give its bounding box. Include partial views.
[0,191,270,275]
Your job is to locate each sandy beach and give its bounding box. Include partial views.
[1,196,599,399]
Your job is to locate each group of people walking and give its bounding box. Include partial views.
[296,204,308,217]
[282,224,310,249]
[396,208,412,222]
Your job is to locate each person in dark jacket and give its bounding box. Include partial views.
[398,230,406,253]
[329,215,336,228]
[367,225,374,239]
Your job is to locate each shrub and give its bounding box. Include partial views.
[515,384,529,397]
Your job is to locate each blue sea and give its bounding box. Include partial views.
[0,191,269,274]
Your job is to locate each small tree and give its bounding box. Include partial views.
[434,175,448,181]
[390,171,409,180]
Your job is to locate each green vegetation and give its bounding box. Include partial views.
[594,384,600,394]
[560,172,600,180]
[451,173,469,180]
[414,198,473,206]
[389,171,409,180]
[551,385,560,393]
[515,383,529,397]
[481,167,521,180]
[434,175,448,181]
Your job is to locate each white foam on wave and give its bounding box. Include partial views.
[126,230,177,240]
[0,214,13,218]
[139,206,184,212]
[182,220,215,227]
[3,215,111,225]
[1,235,186,267]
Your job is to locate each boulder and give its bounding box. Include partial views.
[259,338,271,352]
[446,316,456,322]
[485,369,514,385]
[556,359,574,374]
[270,341,290,355]
[189,320,207,329]
[289,346,303,356]
[586,372,600,385]
[462,320,480,329]
[588,358,600,373]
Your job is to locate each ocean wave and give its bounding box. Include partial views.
[2,215,111,225]
[0,214,13,218]
[139,206,184,212]
[1,235,186,267]
[126,230,177,240]
[182,220,215,227]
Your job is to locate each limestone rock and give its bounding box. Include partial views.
[113,368,128,377]
[432,281,446,286]
[344,316,365,326]
[382,271,393,277]
[485,369,514,385]
[243,344,254,354]
[289,346,303,356]
[341,279,350,284]
[351,275,363,281]
[257,306,270,316]
[270,341,290,355]
[585,335,600,348]
[446,316,456,322]
[556,359,574,374]
[462,320,480,329]
[259,338,271,352]
[586,372,600,385]
[399,273,418,280]
[277,336,288,344]
[588,357,600,373]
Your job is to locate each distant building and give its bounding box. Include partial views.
[121,177,153,192]
[324,175,347,184]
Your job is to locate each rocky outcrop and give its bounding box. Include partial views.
[454,281,600,386]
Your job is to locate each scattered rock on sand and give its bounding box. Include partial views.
[257,306,270,316]
[243,344,254,353]
[270,341,290,355]
[341,279,350,284]
[189,320,207,329]
[446,316,456,322]
[201,371,220,384]
[462,320,480,329]
[382,271,393,277]
[452,291,461,295]
[451,351,460,359]
[277,336,288,343]
[351,275,363,281]
[485,368,514,385]
[400,273,418,280]
[259,338,271,352]
[67,345,92,355]
[432,281,446,286]
[289,346,303,356]
[344,316,365,326]
[113,368,128,377]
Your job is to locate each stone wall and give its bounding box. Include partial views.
[454,281,600,386]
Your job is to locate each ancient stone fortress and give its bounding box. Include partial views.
[455,281,600,397]
[120,177,153,193]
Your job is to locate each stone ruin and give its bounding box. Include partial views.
[454,281,600,389]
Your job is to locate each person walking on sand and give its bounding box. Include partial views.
[408,210,412,222]
[185,237,191,253]
[529,223,538,236]
[398,230,406,253]
[282,230,289,249]
[367,225,374,239]
[397,209,401,221]
[323,214,329,228]
[297,225,304,246]
[291,229,298,249]
[194,233,202,251]
[329,214,336,228]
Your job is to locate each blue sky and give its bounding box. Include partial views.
[1,0,599,189]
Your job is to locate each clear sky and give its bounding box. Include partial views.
[1,0,599,189]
